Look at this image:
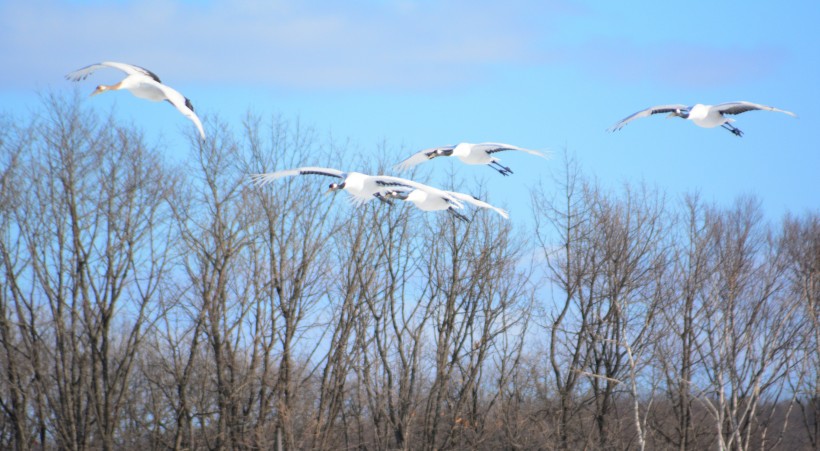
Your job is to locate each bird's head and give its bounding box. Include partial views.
[666,109,688,119]
[90,85,110,97]
[326,182,345,194]
[90,81,123,97]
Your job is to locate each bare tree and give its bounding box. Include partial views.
[653,193,716,450]
[241,114,341,449]
[0,93,175,450]
[325,182,422,450]
[579,181,668,450]
[5,94,820,450]
[415,187,531,450]
[531,152,596,450]
[694,196,802,451]
[782,212,820,450]
[0,114,43,451]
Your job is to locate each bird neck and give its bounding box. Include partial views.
[95,81,123,94]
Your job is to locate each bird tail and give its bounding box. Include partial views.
[250,173,275,186]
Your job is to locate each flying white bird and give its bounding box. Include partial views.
[250,166,508,221]
[66,61,205,140]
[250,167,427,206]
[382,188,509,221]
[607,101,796,137]
[394,142,548,176]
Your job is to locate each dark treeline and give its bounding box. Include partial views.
[1,95,818,450]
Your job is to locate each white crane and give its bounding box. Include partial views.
[66,61,205,140]
[382,188,509,221]
[250,166,508,220]
[394,142,548,176]
[250,166,426,205]
[607,101,796,137]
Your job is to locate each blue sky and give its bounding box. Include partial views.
[2,0,817,222]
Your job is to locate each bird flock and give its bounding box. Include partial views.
[66,61,797,222]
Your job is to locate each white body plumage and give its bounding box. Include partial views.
[608,101,796,137]
[395,142,548,175]
[66,61,205,140]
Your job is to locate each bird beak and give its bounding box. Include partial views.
[89,87,104,97]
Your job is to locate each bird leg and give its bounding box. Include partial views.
[447,207,470,222]
[489,161,513,176]
[373,192,395,205]
[376,189,411,205]
[721,123,744,137]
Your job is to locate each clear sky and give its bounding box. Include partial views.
[2,0,817,222]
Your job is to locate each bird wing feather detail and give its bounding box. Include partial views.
[478,143,550,159]
[714,101,797,117]
[370,175,441,193]
[607,104,690,132]
[65,61,162,83]
[445,191,509,219]
[393,146,455,172]
[250,167,345,186]
[376,174,508,219]
[150,81,205,140]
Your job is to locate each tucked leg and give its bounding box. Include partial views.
[373,192,394,205]
[721,123,743,137]
[447,207,470,222]
[489,161,513,176]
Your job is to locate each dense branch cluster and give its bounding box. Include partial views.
[0,96,817,450]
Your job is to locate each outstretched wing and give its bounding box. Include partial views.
[445,191,509,219]
[714,101,797,118]
[607,104,690,132]
[369,174,445,193]
[250,167,346,186]
[152,81,206,140]
[476,142,550,159]
[65,61,162,83]
[375,174,509,219]
[393,145,456,172]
